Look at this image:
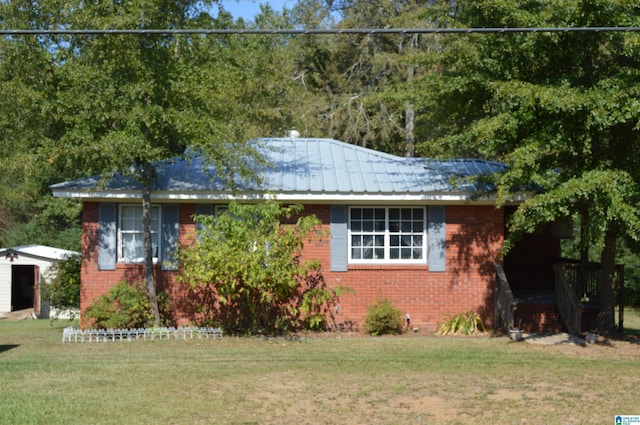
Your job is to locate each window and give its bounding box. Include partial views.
[118,205,160,262]
[349,207,425,263]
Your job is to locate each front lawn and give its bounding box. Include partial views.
[620,307,640,336]
[0,319,638,424]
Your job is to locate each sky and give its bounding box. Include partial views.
[219,0,292,22]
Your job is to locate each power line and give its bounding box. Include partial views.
[1,27,640,36]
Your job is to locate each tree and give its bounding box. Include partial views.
[178,200,344,334]
[0,0,82,250]
[48,0,200,325]
[420,0,640,333]
[288,0,442,155]
[0,0,304,325]
[30,0,300,325]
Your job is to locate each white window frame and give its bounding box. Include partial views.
[118,205,161,263]
[348,206,427,264]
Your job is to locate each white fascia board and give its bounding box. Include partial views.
[51,190,143,200]
[53,189,520,205]
[269,192,499,204]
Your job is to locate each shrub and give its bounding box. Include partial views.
[436,311,486,336]
[179,200,345,335]
[364,298,404,336]
[85,281,171,329]
[41,253,81,312]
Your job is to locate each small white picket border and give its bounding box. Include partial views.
[62,326,222,343]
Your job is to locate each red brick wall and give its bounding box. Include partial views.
[80,202,504,330]
[316,205,503,330]
[80,202,191,327]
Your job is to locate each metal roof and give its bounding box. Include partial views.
[0,245,79,261]
[50,137,505,203]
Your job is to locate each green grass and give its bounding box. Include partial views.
[620,307,640,336]
[1,319,639,425]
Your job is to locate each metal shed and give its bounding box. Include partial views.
[0,245,79,318]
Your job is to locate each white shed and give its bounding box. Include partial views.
[0,245,79,318]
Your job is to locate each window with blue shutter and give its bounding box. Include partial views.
[331,205,445,270]
[97,203,181,270]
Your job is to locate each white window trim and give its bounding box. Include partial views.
[117,205,161,263]
[348,206,427,265]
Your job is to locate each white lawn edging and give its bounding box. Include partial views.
[62,326,222,343]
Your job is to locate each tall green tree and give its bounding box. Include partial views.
[0,0,81,250]
[73,3,300,324]
[0,0,297,324]
[421,0,640,333]
[48,0,218,325]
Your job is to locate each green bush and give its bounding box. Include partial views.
[84,281,170,329]
[41,253,81,311]
[179,200,345,335]
[364,298,404,336]
[436,311,486,336]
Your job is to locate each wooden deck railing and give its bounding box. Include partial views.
[496,258,625,335]
[554,258,625,333]
[494,263,517,333]
[553,263,584,336]
[553,258,601,303]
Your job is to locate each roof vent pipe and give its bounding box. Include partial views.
[288,129,300,139]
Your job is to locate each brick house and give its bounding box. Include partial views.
[51,137,557,331]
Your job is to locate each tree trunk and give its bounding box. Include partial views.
[142,160,161,326]
[597,220,618,335]
[404,61,415,158]
[404,102,415,158]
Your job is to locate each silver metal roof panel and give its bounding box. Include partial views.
[0,245,79,261]
[51,138,505,200]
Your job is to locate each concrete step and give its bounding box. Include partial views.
[0,308,36,321]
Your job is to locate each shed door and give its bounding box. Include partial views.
[11,265,37,312]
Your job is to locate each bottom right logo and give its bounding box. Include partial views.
[617,416,640,425]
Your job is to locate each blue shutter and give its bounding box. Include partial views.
[161,205,180,271]
[330,205,348,272]
[428,206,446,272]
[194,204,214,242]
[98,203,117,271]
[195,204,214,216]
[195,204,214,230]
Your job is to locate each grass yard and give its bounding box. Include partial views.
[621,307,640,336]
[1,320,639,425]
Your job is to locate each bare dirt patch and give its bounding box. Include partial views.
[534,335,640,360]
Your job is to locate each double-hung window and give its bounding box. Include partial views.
[118,205,161,262]
[349,207,426,263]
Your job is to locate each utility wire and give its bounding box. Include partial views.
[1,27,640,35]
